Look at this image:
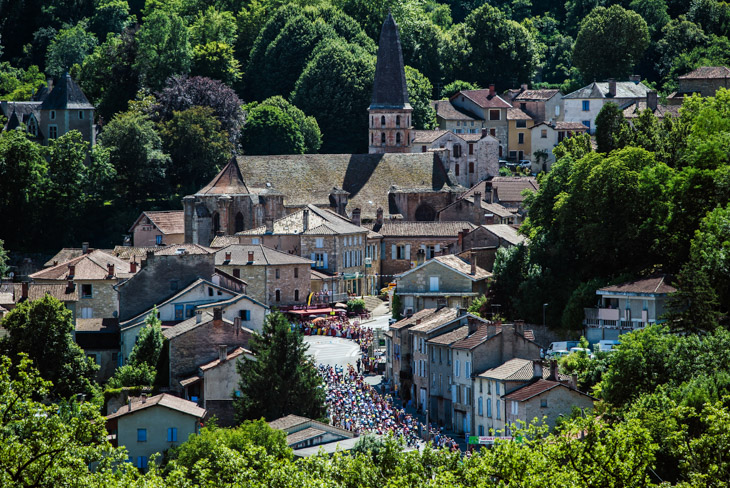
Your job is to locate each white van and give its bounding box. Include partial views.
[596,340,621,353]
[546,341,579,358]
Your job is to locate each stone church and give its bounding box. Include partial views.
[184,14,498,245]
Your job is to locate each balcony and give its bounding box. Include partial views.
[584,308,652,330]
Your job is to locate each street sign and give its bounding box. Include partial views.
[468,436,514,444]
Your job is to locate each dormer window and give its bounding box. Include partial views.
[50,110,56,120]
[27,117,38,137]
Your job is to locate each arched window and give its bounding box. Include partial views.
[396,132,401,145]
[235,212,244,233]
[294,289,300,301]
[381,133,386,145]
[396,115,401,128]
[212,212,220,235]
[381,115,386,127]
[275,290,281,302]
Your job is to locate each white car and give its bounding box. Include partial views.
[569,347,594,359]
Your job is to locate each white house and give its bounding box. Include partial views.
[562,79,651,134]
[529,121,589,171]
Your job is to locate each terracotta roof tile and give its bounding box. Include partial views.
[390,307,446,330]
[507,108,532,120]
[111,246,158,261]
[452,323,492,350]
[30,250,135,280]
[622,101,680,120]
[106,393,206,420]
[514,89,561,101]
[153,243,214,255]
[427,325,470,345]
[679,66,730,79]
[286,427,327,445]
[490,176,539,203]
[199,346,251,371]
[454,89,512,109]
[430,254,492,280]
[76,318,119,332]
[479,224,526,246]
[365,221,475,237]
[410,307,460,333]
[269,414,310,430]
[216,244,313,266]
[130,211,184,235]
[197,160,250,195]
[598,275,676,295]
[411,129,450,143]
[478,358,536,381]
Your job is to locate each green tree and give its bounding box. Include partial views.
[98,110,170,202]
[235,310,326,422]
[462,3,538,88]
[391,293,402,321]
[0,295,98,399]
[189,6,237,46]
[594,102,630,153]
[664,263,721,333]
[241,104,305,155]
[128,309,164,368]
[687,203,730,311]
[405,66,437,130]
[159,105,233,192]
[89,0,132,41]
[572,5,650,82]
[0,64,46,101]
[440,80,479,99]
[522,14,575,86]
[629,0,670,38]
[655,18,708,83]
[45,20,98,78]
[134,10,191,90]
[0,239,8,277]
[191,41,242,86]
[254,96,322,153]
[467,294,488,317]
[106,362,156,388]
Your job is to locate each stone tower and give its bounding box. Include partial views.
[368,12,412,154]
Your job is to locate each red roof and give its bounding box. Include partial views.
[598,275,676,295]
[503,379,565,401]
[453,89,512,109]
[197,160,250,195]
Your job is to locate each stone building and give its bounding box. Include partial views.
[562,79,651,134]
[438,190,517,226]
[368,13,412,154]
[529,121,588,171]
[511,88,562,124]
[215,244,313,307]
[668,66,730,103]
[75,318,120,382]
[1,73,96,147]
[448,87,512,157]
[128,211,185,247]
[426,324,470,427]
[431,99,483,134]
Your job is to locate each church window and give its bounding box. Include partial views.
[396,115,401,128]
[396,132,401,145]
[381,116,386,127]
[235,212,244,233]
[27,117,37,137]
[381,133,386,145]
[213,212,220,235]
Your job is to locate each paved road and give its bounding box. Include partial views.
[304,335,361,370]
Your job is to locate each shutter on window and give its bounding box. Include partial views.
[392,245,396,259]
[311,253,316,267]
[435,244,440,252]
[405,244,411,260]
[323,253,328,269]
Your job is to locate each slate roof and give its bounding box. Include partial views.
[209,235,240,248]
[427,325,470,345]
[0,283,79,303]
[514,89,561,101]
[153,243,215,255]
[76,318,120,333]
[106,393,206,420]
[129,211,184,234]
[480,224,526,246]
[478,358,536,381]
[429,254,492,281]
[411,129,450,144]
[286,427,327,445]
[370,13,411,110]
[215,244,313,266]
[238,204,365,236]
[30,250,135,280]
[236,153,457,219]
[452,323,492,350]
[507,108,532,120]
[196,160,251,196]
[410,307,461,334]
[623,101,680,120]
[390,307,446,331]
[40,73,94,110]
[490,177,539,203]
[563,81,651,99]
[365,221,475,237]
[598,275,676,295]
[431,100,481,121]
[455,89,512,109]
[679,66,730,79]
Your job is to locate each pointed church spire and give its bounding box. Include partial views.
[370,12,411,110]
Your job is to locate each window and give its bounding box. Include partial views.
[49,125,58,139]
[313,253,325,268]
[421,145,427,152]
[511,401,519,415]
[240,310,251,321]
[81,284,92,298]
[455,359,460,377]
[167,427,178,442]
[137,456,148,469]
[465,361,471,379]
[50,110,56,120]
[496,382,500,395]
[185,304,195,317]
[294,289,300,301]
[175,304,184,320]
[251,238,260,245]
[583,120,591,129]
[479,425,484,436]
[381,115,386,127]
[496,400,501,419]
[208,287,214,296]
[137,428,147,442]
[455,164,459,176]
[275,289,281,302]
[469,162,474,173]
[487,398,492,418]
[315,238,324,248]
[381,132,386,145]
[488,381,491,394]
[396,115,401,127]
[233,269,240,278]
[489,109,500,120]
[395,245,408,260]
[79,110,84,120]
[540,398,548,408]
[294,267,299,278]
[469,143,474,155]
[516,120,526,128]
[453,144,461,157]
[582,100,590,111]
[541,129,547,139]
[490,128,496,137]
[275,269,280,279]
[156,235,162,245]
[478,397,483,416]
[429,276,439,292]
[466,387,472,405]
[235,212,244,233]
[27,117,38,137]
[396,132,401,144]
[432,373,436,387]
[518,133,524,144]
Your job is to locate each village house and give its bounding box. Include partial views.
[529,121,589,171]
[506,107,534,163]
[366,220,476,288]
[623,90,679,123]
[0,281,78,317]
[449,87,512,157]
[75,318,120,382]
[163,309,253,394]
[30,250,136,320]
[437,188,518,226]
[395,254,491,315]
[562,78,651,134]
[106,393,205,470]
[181,346,254,427]
[583,275,675,344]
[460,224,527,272]
[269,414,356,456]
[511,88,563,124]
[128,211,185,247]
[431,98,483,134]
[426,324,470,427]
[668,66,730,104]
[456,176,538,224]
[1,73,96,147]
[215,244,313,307]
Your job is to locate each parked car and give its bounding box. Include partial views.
[498,159,509,167]
[518,160,532,169]
[550,350,571,358]
[546,341,579,357]
[569,347,594,359]
[596,339,620,353]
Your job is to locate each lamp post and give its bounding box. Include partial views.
[543,303,549,327]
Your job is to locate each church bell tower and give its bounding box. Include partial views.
[368,12,412,154]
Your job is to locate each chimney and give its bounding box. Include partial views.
[489,84,496,97]
[265,218,274,234]
[196,310,203,323]
[303,209,309,232]
[470,253,477,275]
[225,251,232,262]
[608,78,616,97]
[376,207,384,226]
[67,279,75,292]
[416,318,422,325]
[128,398,132,411]
[248,251,254,263]
[514,319,524,335]
[458,230,464,249]
[219,345,227,362]
[467,316,479,334]
[521,83,528,92]
[481,128,487,139]
[473,191,482,224]
[130,261,137,273]
[549,360,558,381]
[533,360,542,379]
[21,282,28,300]
[647,90,658,111]
[213,307,223,326]
[107,263,115,277]
[68,264,76,277]
[352,208,361,227]
[82,242,89,254]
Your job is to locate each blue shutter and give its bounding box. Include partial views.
[323,253,328,269]
[310,253,315,267]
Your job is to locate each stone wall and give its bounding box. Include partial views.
[513,387,594,431]
[380,236,460,287]
[679,78,730,98]
[75,280,119,318]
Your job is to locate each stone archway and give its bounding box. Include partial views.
[414,203,436,221]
